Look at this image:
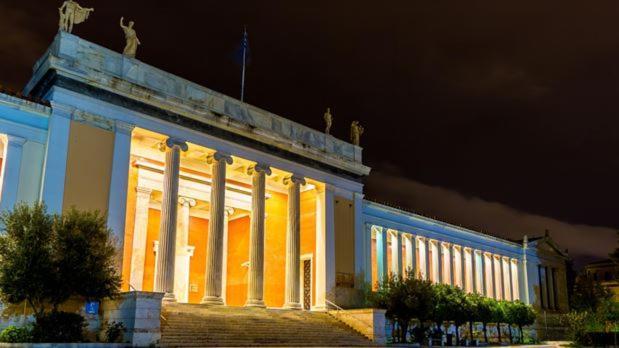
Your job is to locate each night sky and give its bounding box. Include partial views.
[1,1,617,268]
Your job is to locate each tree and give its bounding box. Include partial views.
[370,274,413,343]
[571,274,612,312]
[52,208,121,305]
[491,300,507,344]
[0,204,55,317]
[432,284,457,336]
[474,296,495,343]
[449,286,470,346]
[0,204,121,317]
[370,274,436,343]
[465,293,481,343]
[506,301,536,343]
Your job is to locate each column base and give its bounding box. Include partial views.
[245,299,266,308]
[201,295,224,305]
[162,292,177,303]
[282,302,302,310]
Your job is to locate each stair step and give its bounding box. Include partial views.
[159,304,373,347]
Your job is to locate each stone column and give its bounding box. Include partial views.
[508,257,514,301]
[471,250,478,293]
[175,196,196,303]
[437,242,444,284]
[480,251,487,296]
[221,207,234,303]
[391,231,402,276]
[106,120,135,268]
[490,254,497,299]
[154,138,187,302]
[283,175,305,309]
[0,135,26,212]
[404,235,415,277]
[246,164,271,307]
[425,239,431,282]
[450,244,457,286]
[202,152,233,305]
[41,103,72,214]
[377,227,388,281]
[461,247,467,290]
[129,186,153,290]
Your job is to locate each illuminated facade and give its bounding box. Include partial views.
[0,32,569,314]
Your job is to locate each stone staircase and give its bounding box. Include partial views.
[159,303,374,347]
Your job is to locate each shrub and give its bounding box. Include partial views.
[104,321,126,343]
[0,325,33,343]
[31,311,86,343]
[562,310,592,346]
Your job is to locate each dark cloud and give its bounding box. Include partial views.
[365,166,616,269]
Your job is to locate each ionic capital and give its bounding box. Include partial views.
[206,152,233,165]
[224,207,235,216]
[136,186,153,196]
[247,163,271,176]
[159,138,188,152]
[283,175,306,186]
[178,196,197,207]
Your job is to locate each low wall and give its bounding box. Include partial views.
[101,291,164,346]
[329,308,386,344]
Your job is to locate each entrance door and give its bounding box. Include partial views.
[302,259,311,310]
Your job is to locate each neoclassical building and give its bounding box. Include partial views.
[0,32,569,315]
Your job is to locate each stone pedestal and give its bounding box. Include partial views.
[101,291,165,346]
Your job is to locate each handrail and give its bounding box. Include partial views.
[324,299,375,335]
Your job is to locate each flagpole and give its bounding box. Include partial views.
[241,27,247,102]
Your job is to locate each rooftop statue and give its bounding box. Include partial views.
[324,108,333,135]
[58,0,94,33]
[120,17,141,58]
[350,121,364,146]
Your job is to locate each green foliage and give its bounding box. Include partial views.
[52,208,121,303]
[104,321,126,343]
[369,274,436,343]
[0,325,33,343]
[365,273,538,344]
[0,204,121,318]
[571,275,613,312]
[505,300,536,343]
[31,311,86,343]
[0,203,55,317]
[562,311,592,346]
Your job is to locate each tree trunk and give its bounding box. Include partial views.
[519,324,524,343]
[509,324,513,344]
[400,320,409,343]
[469,321,474,342]
[497,323,502,343]
[483,323,488,343]
[455,324,460,346]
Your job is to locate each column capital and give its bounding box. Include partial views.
[247,163,271,176]
[50,102,75,118]
[115,120,135,135]
[224,207,235,216]
[5,134,26,147]
[159,138,188,152]
[207,152,233,165]
[283,175,306,186]
[178,196,197,207]
[135,186,153,196]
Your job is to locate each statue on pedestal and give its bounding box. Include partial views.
[350,121,364,146]
[324,108,333,135]
[120,17,141,58]
[58,0,94,33]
